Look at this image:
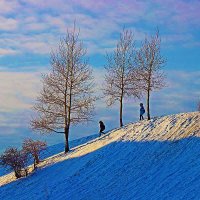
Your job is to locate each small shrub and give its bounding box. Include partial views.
[0,147,29,178]
[22,138,47,169]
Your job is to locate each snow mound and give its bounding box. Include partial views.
[0,112,200,200]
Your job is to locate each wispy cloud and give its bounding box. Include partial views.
[0,48,18,56]
[146,0,200,29]
[151,70,200,114]
[0,16,18,31]
[0,0,19,14]
[0,0,199,139]
[0,71,41,112]
[0,0,199,57]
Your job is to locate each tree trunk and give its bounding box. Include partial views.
[35,154,40,164]
[34,159,36,169]
[147,89,150,120]
[25,168,28,176]
[120,96,123,127]
[15,170,21,179]
[64,126,70,153]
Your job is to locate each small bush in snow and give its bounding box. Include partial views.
[0,147,29,178]
[22,138,47,169]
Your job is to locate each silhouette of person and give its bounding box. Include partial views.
[99,121,105,136]
[140,103,145,120]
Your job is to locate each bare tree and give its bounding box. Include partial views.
[104,29,141,127]
[0,147,29,178]
[31,24,96,153]
[22,138,47,169]
[135,30,166,120]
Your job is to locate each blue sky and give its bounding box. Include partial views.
[0,0,199,151]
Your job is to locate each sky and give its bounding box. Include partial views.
[0,0,199,152]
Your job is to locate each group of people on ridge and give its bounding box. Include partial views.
[99,103,145,136]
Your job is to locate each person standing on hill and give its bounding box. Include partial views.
[99,121,105,136]
[140,103,145,120]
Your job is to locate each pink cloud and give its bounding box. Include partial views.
[0,0,19,14]
[19,0,73,12]
[173,2,200,25]
[25,22,48,31]
[72,0,147,22]
[0,0,198,56]
[153,0,200,28]
[0,17,18,31]
[0,48,18,56]
[0,71,41,112]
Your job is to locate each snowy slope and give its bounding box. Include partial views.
[0,112,200,200]
[0,134,98,177]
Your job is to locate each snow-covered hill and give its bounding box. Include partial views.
[0,112,200,200]
[0,134,98,177]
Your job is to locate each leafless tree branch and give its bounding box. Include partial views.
[135,29,166,120]
[31,23,96,153]
[103,29,141,127]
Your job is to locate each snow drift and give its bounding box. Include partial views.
[0,112,200,200]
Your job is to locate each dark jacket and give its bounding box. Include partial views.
[140,106,145,115]
[99,121,105,132]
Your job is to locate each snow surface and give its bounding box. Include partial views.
[0,134,98,176]
[0,112,200,200]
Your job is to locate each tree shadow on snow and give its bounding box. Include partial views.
[1,136,200,200]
